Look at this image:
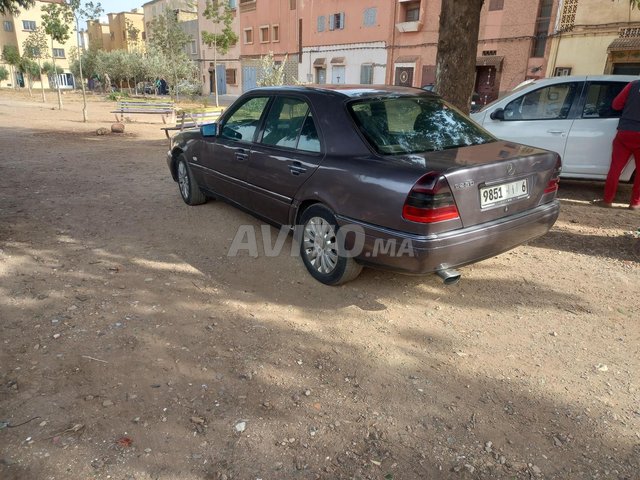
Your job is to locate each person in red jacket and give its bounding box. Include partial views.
[603,80,640,210]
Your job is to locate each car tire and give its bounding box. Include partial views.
[176,155,206,206]
[299,204,363,285]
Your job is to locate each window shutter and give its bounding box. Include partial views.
[360,64,373,84]
[329,14,335,31]
[317,16,325,32]
[339,12,345,29]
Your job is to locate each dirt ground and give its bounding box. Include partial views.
[0,90,639,480]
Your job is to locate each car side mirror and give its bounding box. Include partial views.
[490,108,505,121]
[200,123,218,137]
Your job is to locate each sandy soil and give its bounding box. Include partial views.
[0,90,639,480]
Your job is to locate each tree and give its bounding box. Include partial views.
[0,66,9,83]
[0,0,33,15]
[1,45,21,90]
[68,0,103,122]
[201,0,238,106]
[148,9,196,101]
[19,57,40,96]
[257,52,287,87]
[23,26,50,102]
[41,2,73,110]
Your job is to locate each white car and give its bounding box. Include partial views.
[471,75,637,181]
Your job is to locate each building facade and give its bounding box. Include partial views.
[106,10,146,53]
[0,0,78,90]
[197,0,242,96]
[548,0,640,76]
[299,1,393,86]
[86,20,111,51]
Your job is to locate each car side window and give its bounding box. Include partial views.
[503,82,580,121]
[260,97,320,152]
[581,82,626,118]
[221,96,270,142]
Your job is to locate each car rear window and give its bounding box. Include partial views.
[349,96,495,154]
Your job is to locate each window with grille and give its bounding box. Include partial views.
[620,27,640,37]
[482,50,497,56]
[532,0,553,58]
[559,0,578,32]
[272,25,279,42]
[489,0,504,11]
[329,12,345,30]
[405,2,420,22]
[554,67,572,76]
[260,25,269,42]
[226,69,237,85]
[244,28,253,44]
[360,64,374,84]
[363,7,377,27]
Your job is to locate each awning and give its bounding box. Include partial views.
[476,55,504,70]
[395,55,419,64]
[330,57,345,65]
[608,38,640,51]
[313,57,326,67]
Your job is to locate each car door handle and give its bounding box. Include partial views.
[235,149,248,161]
[547,130,566,135]
[289,161,307,176]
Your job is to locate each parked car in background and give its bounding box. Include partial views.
[471,75,637,181]
[166,86,561,285]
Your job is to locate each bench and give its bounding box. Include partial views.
[161,108,224,139]
[111,100,176,123]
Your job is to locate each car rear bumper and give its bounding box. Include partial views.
[336,200,560,274]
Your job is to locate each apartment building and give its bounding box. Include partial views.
[548,0,640,76]
[299,1,393,85]
[86,20,112,51]
[197,0,242,96]
[237,0,301,91]
[0,0,78,89]
[106,10,146,52]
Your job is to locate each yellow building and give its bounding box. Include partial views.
[106,10,145,53]
[548,0,640,76]
[86,19,111,51]
[0,0,78,89]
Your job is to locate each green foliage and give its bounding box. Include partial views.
[257,52,287,87]
[0,65,9,82]
[148,9,191,58]
[0,0,34,15]
[106,90,129,101]
[201,0,238,55]
[41,2,73,45]
[1,45,21,67]
[19,57,40,77]
[23,27,49,61]
[42,61,63,75]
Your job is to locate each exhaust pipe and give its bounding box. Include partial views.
[436,268,461,285]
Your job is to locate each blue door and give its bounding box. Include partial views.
[216,64,226,95]
[242,66,257,92]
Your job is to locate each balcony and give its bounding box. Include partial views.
[395,21,422,32]
[239,0,256,12]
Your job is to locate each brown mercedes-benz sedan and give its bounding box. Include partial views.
[167,86,560,285]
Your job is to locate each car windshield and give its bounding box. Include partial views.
[348,96,495,155]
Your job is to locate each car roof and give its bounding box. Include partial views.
[514,74,637,89]
[248,84,436,99]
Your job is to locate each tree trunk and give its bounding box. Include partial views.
[51,38,63,110]
[26,75,33,96]
[38,59,46,103]
[435,0,484,114]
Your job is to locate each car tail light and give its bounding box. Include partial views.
[543,156,562,195]
[403,173,460,223]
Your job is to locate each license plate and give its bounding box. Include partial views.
[480,179,528,208]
